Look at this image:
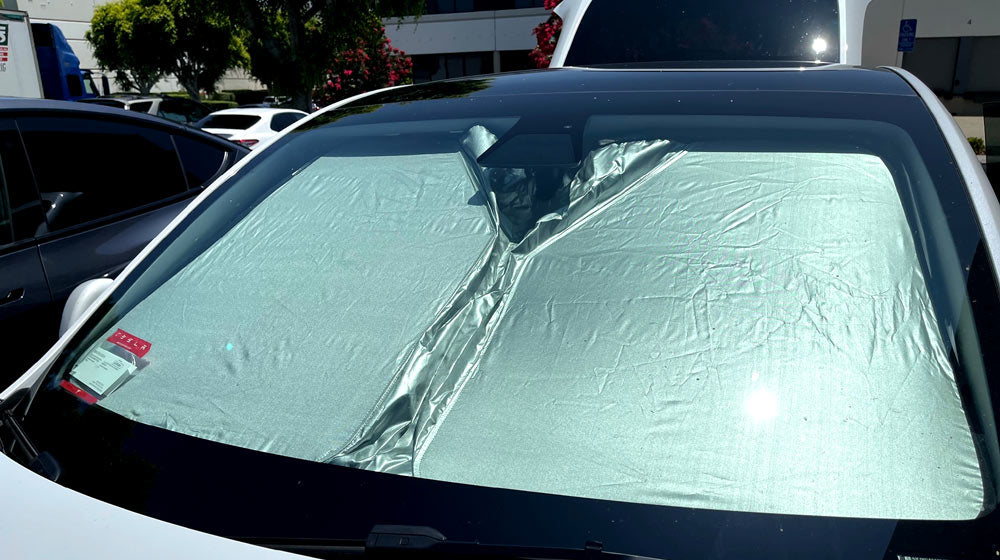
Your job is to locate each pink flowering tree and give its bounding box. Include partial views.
[315,16,412,106]
[530,0,562,69]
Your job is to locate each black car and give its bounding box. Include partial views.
[0,99,247,379]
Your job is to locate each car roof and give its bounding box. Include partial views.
[209,107,308,117]
[355,66,916,107]
[79,96,159,102]
[0,97,247,148]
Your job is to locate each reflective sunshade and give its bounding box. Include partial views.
[40,76,997,524]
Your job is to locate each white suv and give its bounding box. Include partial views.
[196,107,308,149]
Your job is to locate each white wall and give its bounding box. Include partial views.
[18,0,109,70]
[386,8,545,55]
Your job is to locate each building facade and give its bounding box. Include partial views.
[1,0,260,93]
[385,1,547,82]
[2,0,997,117]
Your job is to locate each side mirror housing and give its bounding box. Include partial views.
[59,278,113,337]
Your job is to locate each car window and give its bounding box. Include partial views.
[269,112,304,132]
[82,75,97,96]
[565,0,840,67]
[0,120,45,244]
[44,90,1000,524]
[173,134,229,188]
[200,114,261,130]
[66,75,83,98]
[128,101,154,113]
[158,99,210,124]
[156,99,191,124]
[18,115,187,231]
[184,101,210,122]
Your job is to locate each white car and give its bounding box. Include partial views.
[3,1,1000,558]
[550,0,872,67]
[198,108,308,149]
[78,96,212,125]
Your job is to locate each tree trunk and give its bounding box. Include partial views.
[138,78,156,95]
[181,80,201,101]
[292,91,311,112]
[177,59,202,101]
[285,5,311,112]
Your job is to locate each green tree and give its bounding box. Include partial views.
[86,0,175,94]
[235,0,424,111]
[165,0,249,100]
[530,0,562,68]
[89,0,247,100]
[315,14,412,106]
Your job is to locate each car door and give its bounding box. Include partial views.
[17,114,194,305]
[0,118,54,379]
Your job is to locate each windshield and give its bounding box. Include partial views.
[565,0,840,67]
[200,114,260,130]
[17,71,1000,557]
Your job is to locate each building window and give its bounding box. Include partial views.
[423,0,544,14]
[412,52,495,82]
[499,50,536,73]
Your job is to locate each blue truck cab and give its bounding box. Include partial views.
[31,23,97,101]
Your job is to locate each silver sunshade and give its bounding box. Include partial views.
[89,129,982,520]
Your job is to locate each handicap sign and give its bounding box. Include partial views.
[898,19,917,52]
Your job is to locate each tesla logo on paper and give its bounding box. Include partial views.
[107,329,151,357]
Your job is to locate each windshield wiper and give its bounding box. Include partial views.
[0,388,61,481]
[245,524,666,560]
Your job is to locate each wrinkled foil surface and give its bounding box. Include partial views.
[97,130,983,520]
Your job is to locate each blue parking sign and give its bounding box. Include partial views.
[898,19,917,52]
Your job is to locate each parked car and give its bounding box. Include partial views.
[78,95,212,125]
[4,0,1000,554]
[549,0,866,67]
[1,62,998,558]
[0,99,246,380]
[196,107,309,148]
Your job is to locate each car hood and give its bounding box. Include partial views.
[0,452,296,559]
